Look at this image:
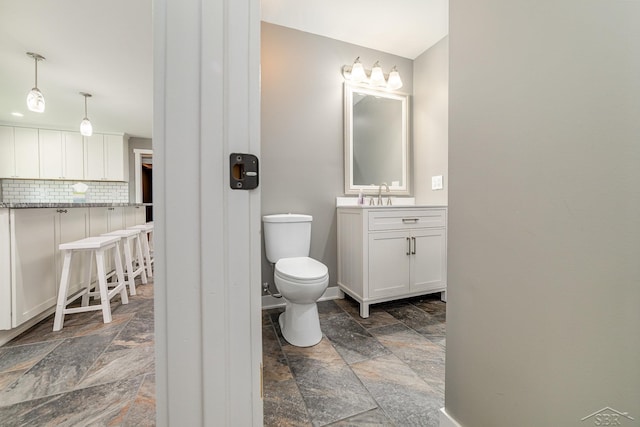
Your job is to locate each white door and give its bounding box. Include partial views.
[410,228,447,292]
[85,134,105,180]
[154,0,262,425]
[13,127,39,179]
[0,126,15,178]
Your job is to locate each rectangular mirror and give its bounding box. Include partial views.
[344,83,410,195]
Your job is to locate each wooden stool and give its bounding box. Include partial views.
[128,222,154,278]
[53,236,129,331]
[101,229,148,295]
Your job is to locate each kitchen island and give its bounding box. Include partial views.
[0,203,146,345]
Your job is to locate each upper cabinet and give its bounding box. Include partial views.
[1,125,127,182]
[40,130,85,180]
[0,126,40,179]
[85,133,128,181]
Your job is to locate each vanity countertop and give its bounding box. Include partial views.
[0,202,144,209]
[336,196,446,209]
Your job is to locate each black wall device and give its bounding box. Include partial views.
[230,153,259,190]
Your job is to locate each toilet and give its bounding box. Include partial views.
[263,213,329,347]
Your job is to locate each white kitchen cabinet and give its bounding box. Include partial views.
[337,206,447,317]
[55,208,89,296]
[39,130,85,180]
[39,129,64,179]
[85,133,129,181]
[63,132,85,180]
[0,126,39,179]
[9,208,58,327]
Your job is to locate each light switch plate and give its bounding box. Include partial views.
[432,175,443,190]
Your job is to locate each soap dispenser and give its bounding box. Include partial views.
[357,189,364,205]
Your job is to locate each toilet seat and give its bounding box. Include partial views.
[275,257,328,284]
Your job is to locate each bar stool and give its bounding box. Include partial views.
[128,222,154,277]
[53,236,129,331]
[101,229,148,295]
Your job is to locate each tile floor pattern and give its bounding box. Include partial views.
[0,281,445,427]
[0,279,156,426]
[263,294,446,427]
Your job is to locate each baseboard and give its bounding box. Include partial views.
[440,408,463,427]
[261,286,344,310]
[0,307,56,347]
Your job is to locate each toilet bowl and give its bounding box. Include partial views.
[275,257,329,347]
[262,213,329,347]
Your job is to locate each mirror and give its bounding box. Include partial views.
[344,83,410,195]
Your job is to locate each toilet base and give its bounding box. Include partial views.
[279,300,322,347]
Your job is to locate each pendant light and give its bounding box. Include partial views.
[79,92,93,136]
[386,66,403,90]
[369,61,386,87]
[26,52,46,113]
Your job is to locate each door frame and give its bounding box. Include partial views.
[133,148,153,204]
[153,0,262,425]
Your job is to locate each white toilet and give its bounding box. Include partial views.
[263,213,329,347]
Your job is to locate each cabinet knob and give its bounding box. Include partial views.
[406,237,411,255]
[56,209,68,214]
[402,218,419,224]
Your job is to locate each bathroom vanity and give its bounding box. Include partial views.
[337,206,447,318]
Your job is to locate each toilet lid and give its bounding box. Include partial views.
[275,257,328,282]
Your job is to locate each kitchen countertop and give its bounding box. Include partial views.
[0,202,145,209]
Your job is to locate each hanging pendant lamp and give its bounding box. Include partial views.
[79,92,93,136]
[26,52,46,113]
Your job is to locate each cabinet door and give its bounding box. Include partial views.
[88,207,109,236]
[104,134,126,181]
[13,128,39,179]
[368,231,411,299]
[85,134,105,180]
[410,228,447,292]
[107,207,125,231]
[134,205,146,225]
[10,209,57,327]
[0,126,15,178]
[56,209,89,296]
[39,129,64,179]
[63,132,85,180]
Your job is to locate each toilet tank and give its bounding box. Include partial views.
[263,214,312,263]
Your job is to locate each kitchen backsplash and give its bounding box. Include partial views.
[1,179,129,203]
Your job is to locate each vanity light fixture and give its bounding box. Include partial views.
[350,57,367,82]
[342,58,403,91]
[79,92,93,137]
[386,66,403,90]
[369,61,386,87]
[26,52,46,113]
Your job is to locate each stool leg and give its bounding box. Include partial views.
[81,251,94,306]
[113,244,129,305]
[135,234,148,284]
[141,232,153,278]
[53,250,73,331]
[95,249,113,324]
[122,237,137,296]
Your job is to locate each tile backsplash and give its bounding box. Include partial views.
[1,179,129,203]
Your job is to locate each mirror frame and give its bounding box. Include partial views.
[344,82,411,195]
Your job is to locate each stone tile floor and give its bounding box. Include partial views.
[263,293,446,427]
[0,279,156,427]
[0,280,445,427]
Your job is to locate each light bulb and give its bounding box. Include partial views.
[369,62,386,87]
[27,88,45,113]
[80,118,93,136]
[350,58,367,83]
[386,67,403,90]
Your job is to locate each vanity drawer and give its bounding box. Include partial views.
[368,209,446,231]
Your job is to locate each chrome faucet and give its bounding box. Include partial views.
[377,183,389,205]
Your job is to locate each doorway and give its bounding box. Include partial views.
[134,149,153,222]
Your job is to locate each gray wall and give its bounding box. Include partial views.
[260,22,413,291]
[446,1,640,426]
[128,137,152,202]
[413,36,448,206]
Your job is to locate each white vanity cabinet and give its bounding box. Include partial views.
[337,206,447,317]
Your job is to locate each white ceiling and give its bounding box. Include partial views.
[261,0,449,60]
[0,0,153,138]
[0,1,447,140]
